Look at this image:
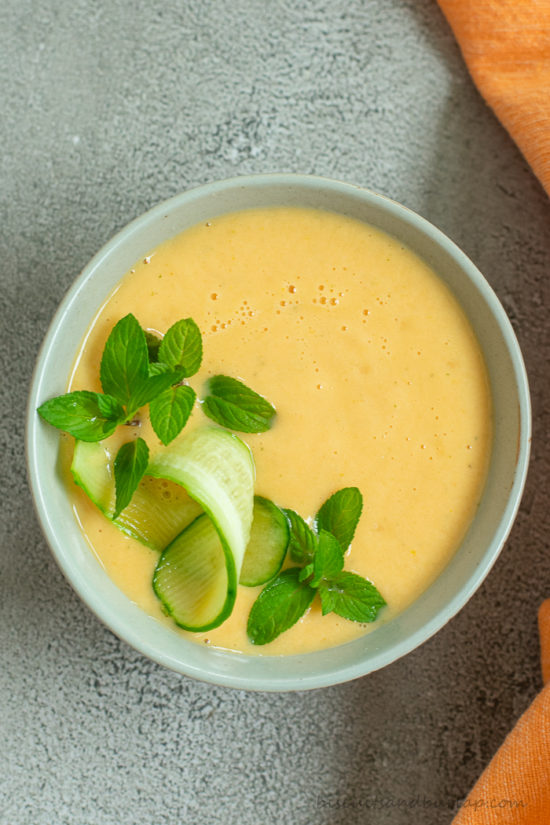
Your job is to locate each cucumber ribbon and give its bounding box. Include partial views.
[72,427,255,630]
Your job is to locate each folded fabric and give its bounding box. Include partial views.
[437,0,550,198]
[451,600,550,824]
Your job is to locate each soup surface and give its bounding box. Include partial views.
[66,206,491,655]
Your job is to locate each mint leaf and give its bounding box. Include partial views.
[318,571,386,622]
[311,530,344,587]
[144,330,162,363]
[148,361,173,376]
[247,568,315,645]
[298,563,314,583]
[283,509,317,564]
[158,318,202,377]
[128,369,184,413]
[203,375,276,433]
[100,313,149,409]
[150,385,196,445]
[113,437,149,518]
[37,391,124,441]
[100,314,182,416]
[316,487,363,551]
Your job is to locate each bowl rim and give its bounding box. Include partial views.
[26,173,531,691]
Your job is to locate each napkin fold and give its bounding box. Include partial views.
[451,600,550,824]
[431,4,549,816]
[437,0,550,198]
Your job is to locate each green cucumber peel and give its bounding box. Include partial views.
[239,496,290,587]
[153,514,236,632]
[148,427,255,630]
[73,427,255,631]
[71,440,203,549]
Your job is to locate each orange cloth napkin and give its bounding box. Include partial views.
[437,0,550,198]
[451,600,550,824]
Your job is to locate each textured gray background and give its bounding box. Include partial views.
[2,1,549,823]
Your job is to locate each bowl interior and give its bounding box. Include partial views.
[27,175,530,690]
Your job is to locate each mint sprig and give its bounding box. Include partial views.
[38,312,195,518]
[246,568,316,646]
[283,509,317,564]
[247,487,386,645]
[99,313,150,411]
[158,318,202,377]
[144,330,162,363]
[113,438,149,518]
[150,385,196,446]
[311,530,344,587]
[37,390,125,441]
[318,572,386,622]
[38,312,276,518]
[315,487,363,551]
[100,314,182,417]
[202,375,276,433]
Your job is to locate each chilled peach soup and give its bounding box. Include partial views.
[66,206,491,655]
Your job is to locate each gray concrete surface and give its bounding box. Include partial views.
[1,1,549,823]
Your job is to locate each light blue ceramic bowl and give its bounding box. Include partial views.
[26,174,531,691]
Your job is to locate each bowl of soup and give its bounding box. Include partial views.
[26,174,530,690]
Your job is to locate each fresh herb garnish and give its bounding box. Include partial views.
[158,318,203,376]
[202,375,276,433]
[148,361,175,376]
[37,312,275,519]
[38,307,384,643]
[149,385,196,446]
[100,314,183,417]
[99,313,150,412]
[113,437,149,518]
[246,568,316,646]
[247,487,386,645]
[283,508,317,564]
[315,487,363,551]
[37,390,125,441]
[318,572,386,623]
[311,530,344,587]
[144,330,162,363]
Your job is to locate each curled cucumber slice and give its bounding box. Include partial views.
[71,440,202,549]
[239,496,290,587]
[154,494,290,629]
[148,428,255,630]
[73,427,256,630]
[153,514,231,631]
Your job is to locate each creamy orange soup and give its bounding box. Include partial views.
[66,207,491,655]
